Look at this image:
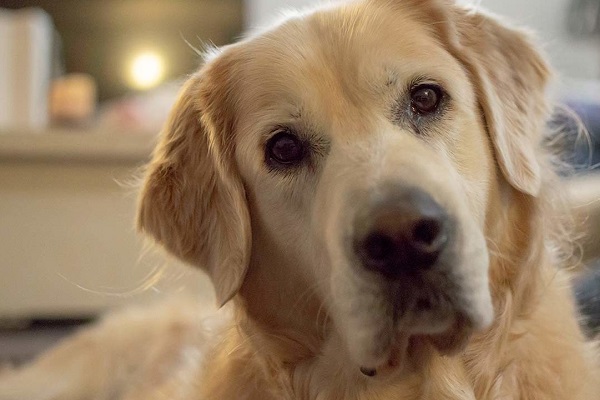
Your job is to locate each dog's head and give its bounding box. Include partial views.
[138,0,550,373]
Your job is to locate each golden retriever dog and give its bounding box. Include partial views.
[1,0,599,399]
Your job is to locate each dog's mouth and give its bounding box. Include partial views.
[399,299,461,363]
[339,273,490,378]
[358,323,469,378]
[357,308,472,378]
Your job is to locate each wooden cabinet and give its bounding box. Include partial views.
[0,130,213,319]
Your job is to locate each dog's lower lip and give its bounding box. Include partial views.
[358,323,462,377]
[359,332,410,376]
[360,367,377,377]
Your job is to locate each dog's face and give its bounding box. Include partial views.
[138,0,550,374]
[232,3,496,369]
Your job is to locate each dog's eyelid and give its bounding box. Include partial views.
[261,125,296,145]
[264,124,322,144]
[408,77,444,92]
[270,125,293,137]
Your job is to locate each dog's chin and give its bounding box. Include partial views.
[334,253,493,376]
[353,308,477,377]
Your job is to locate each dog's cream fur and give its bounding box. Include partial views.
[1,1,599,399]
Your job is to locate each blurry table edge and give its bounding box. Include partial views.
[0,128,157,165]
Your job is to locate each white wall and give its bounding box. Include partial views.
[245,0,315,29]
[244,0,600,80]
[480,0,600,81]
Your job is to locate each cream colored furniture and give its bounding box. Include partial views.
[0,130,213,320]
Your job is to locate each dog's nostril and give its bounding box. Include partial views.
[411,218,444,248]
[363,233,395,263]
[415,298,433,311]
[406,216,447,269]
[360,367,377,377]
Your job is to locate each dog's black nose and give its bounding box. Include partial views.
[354,187,449,278]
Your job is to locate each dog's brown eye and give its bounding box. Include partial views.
[266,130,305,167]
[410,84,443,115]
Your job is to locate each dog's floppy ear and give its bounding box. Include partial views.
[435,4,552,196]
[137,60,251,306]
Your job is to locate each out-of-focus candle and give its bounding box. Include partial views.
[50,73,97,126]
[128,52,165,90]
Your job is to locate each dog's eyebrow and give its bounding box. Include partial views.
[385,72,399,88]
[371,70,404,97]
[290,109,303,120]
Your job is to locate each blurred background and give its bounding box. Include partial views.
[0,0,599,365]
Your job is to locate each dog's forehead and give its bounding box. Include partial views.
[230,2,460,128]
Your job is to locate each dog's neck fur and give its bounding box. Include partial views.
[200,185,595,400]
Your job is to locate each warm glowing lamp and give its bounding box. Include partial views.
[128,52,165,90]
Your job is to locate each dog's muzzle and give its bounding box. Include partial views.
[349,186,469,377]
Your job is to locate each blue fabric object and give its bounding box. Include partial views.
[566,101,600,172]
